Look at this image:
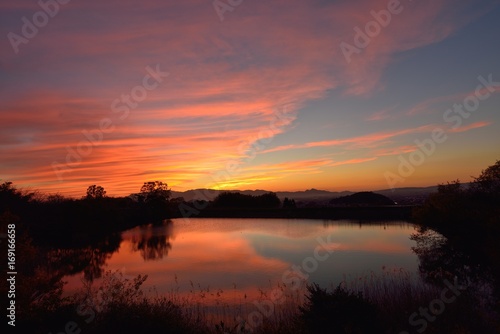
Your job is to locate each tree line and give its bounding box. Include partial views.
[0,181,173,247]
[414,159,500,229]
[0,180,291,245]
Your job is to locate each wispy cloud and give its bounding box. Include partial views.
[448,121,492,133]
[365,106,397,121]
[407,86,500,116]
[262,124,437,154]
[372,146,418,157]
[0,0,497,195]
[330,157,378,167]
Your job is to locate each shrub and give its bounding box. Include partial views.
[299,283,382,334]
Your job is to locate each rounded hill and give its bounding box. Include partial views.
[330,192,395,206]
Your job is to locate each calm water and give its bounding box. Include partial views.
[63,218,421,307]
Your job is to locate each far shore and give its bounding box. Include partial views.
[169,205,415,220]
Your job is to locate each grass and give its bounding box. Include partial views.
[20,269,500,334]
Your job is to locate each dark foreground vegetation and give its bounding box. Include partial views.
[1,160,499,333]
[8,265,500,334]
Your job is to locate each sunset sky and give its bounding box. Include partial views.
[1,0,499,197]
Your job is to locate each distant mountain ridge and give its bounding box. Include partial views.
[168,185,457,205]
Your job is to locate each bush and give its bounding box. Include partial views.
[299,283,382,334]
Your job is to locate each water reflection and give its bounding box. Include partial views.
[411,226,499,300]
[51,219,498,309]
[322,219,412,230]
[46,233,122,282]
[15,216,499,333]
[128,220,174,261]
[55,219,422,303]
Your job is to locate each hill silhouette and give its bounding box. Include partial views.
[168,185,444,205]
[330,192,396,206]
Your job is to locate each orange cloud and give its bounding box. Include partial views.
[330,157,378,167]
[373,145,418,157]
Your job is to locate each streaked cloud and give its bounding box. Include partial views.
[448,121,492,133]
[0,0,498,195]
[262,124,437,154]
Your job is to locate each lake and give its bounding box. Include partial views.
[62,218,422,313]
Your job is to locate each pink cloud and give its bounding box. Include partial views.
[448,121,492,133]
[262,124,437,154]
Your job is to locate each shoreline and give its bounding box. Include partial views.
[169,205,415,221]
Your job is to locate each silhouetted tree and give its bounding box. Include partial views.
[255,192,281,208]
[283,197,297,208]
[86,185,106,199]
[415,159,500,227]
[0,181,34,213]
[437,180,462,195]
[138,181,171,221]
[0,181,16,196]
[46,194,67,203]
[413,180,467,226]
[140,181,171,204]
[169,197,185,205]
[470,159,500,197]
[212,192,250,208]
